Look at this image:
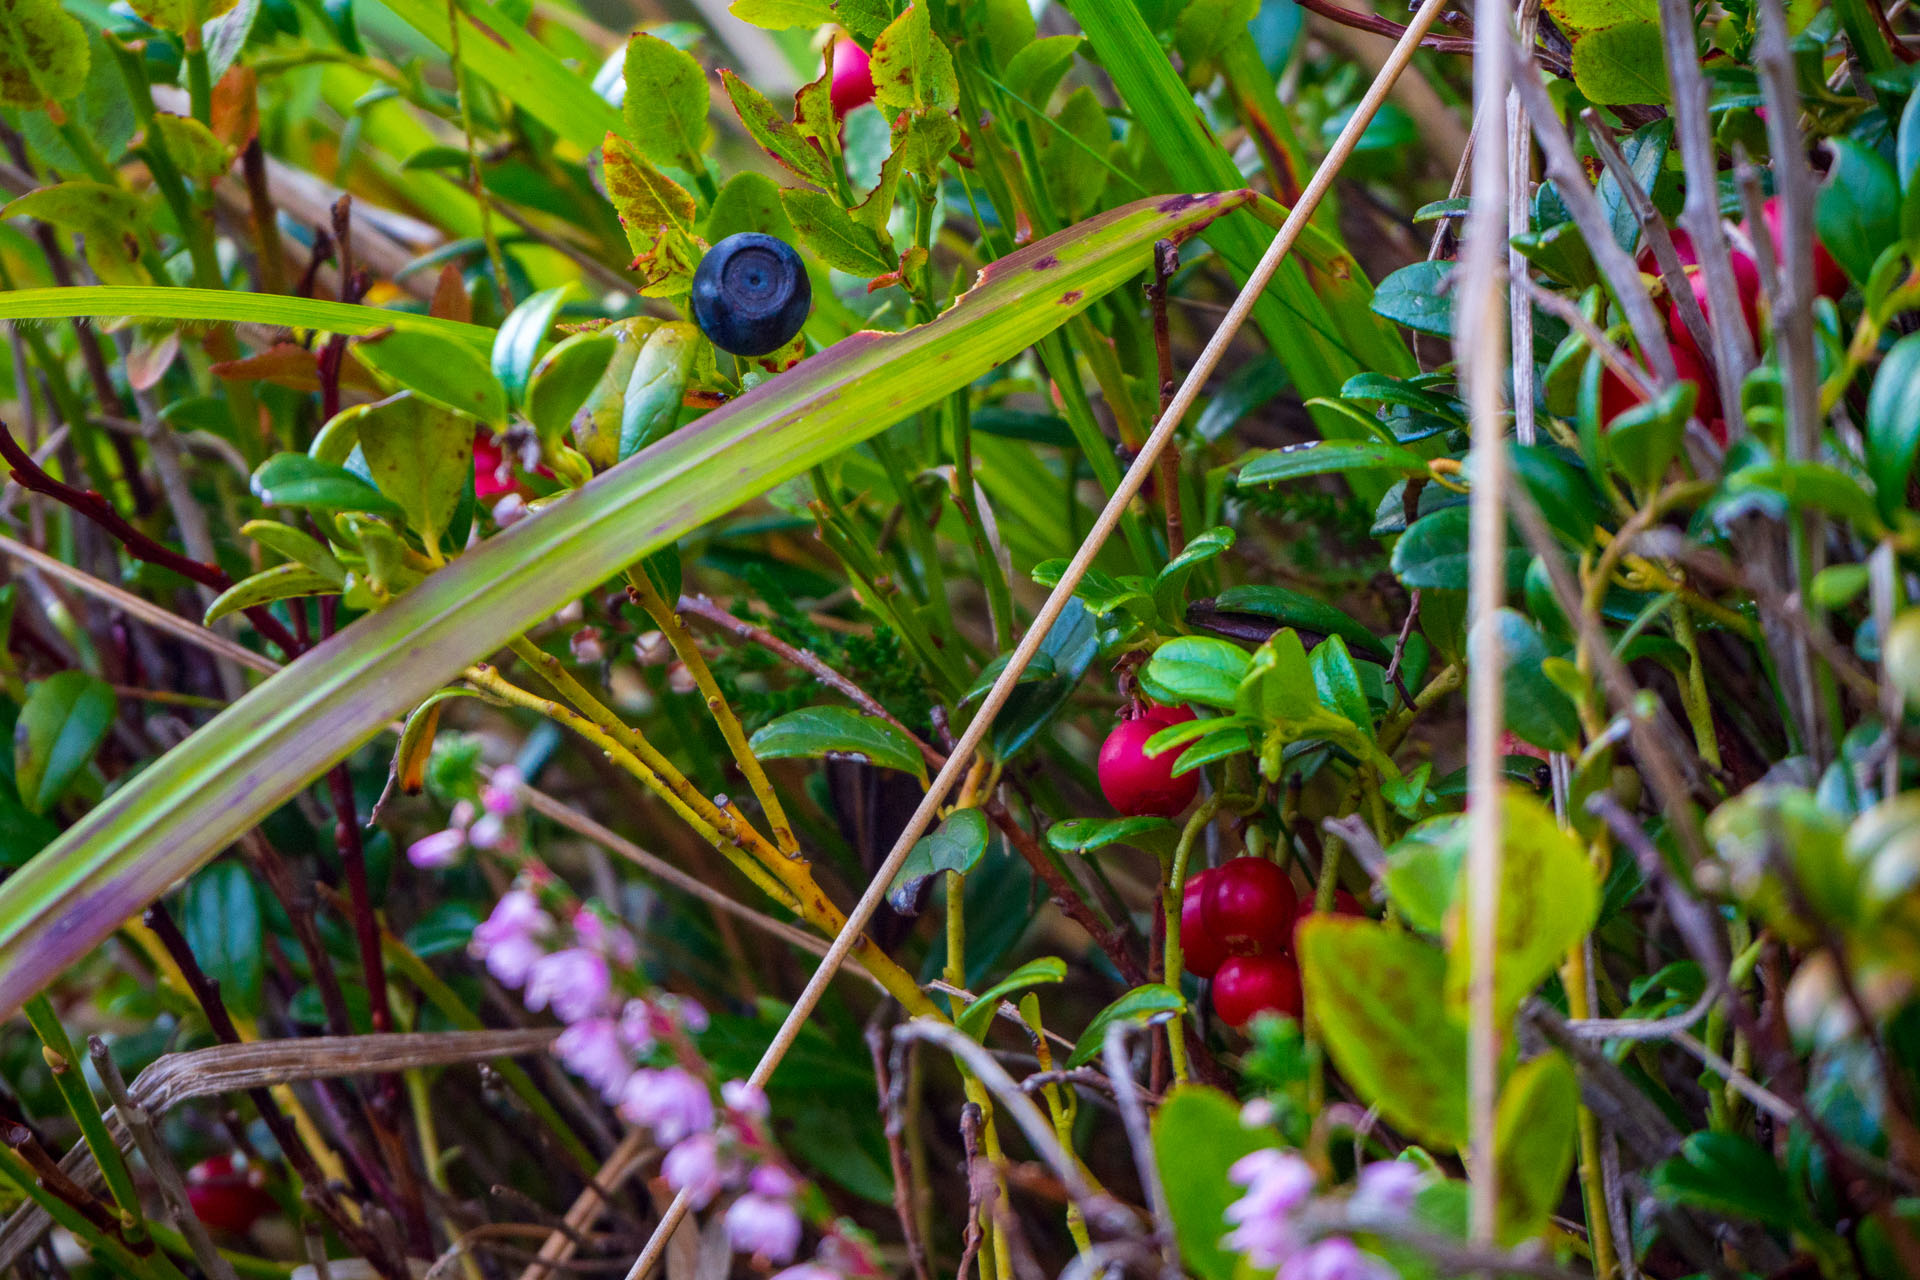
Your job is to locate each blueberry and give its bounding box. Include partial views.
[690,233,812,358]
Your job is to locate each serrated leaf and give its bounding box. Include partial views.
[1067,984,1185,1066]
[748,706,929,782]
[204,563,341,625]
[1035,85,1111,222]
[720,69,833,188]
[1298,917,1467,1150]
[1,183,146,285]
[623,33,710,172]
[0,0,88,108]
[14,673,114,815]
[890,107,958,185]
[727,0,834,28]
[150,114,233,182]
[705,170,795,244]
[1002,34,1081,105]
[781,187,896,276]
[602,133,697,258]
[126,0,237,34]
[871,2,957,116]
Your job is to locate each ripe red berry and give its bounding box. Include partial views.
[1742,196,1848,302]
[829,39,875,117]
[1180,868,1226,979]
[1097,705,1199,818]
[1289,889,1362,953]
[474,430,515,500]
[1598,340,1724,446]
[1667,248,1761,353]
[1211,953,1303,1028]
[1203,857,1297,956]
[186,1156,276,1235]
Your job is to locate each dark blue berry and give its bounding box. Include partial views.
[690,233,812,358]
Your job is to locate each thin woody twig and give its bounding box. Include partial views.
[867,1028,932,1280]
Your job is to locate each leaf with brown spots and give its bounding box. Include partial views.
[0,0,87,109]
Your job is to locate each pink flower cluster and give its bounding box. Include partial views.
[1223,1151,1420,1279]
[407,766,525,868]
[466,875,874,1280]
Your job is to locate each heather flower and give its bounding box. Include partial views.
[407,827,466,869]
[618,999,659,1053]
[769,1266,839,1280]
[621,1067,714,1144]
[481,766,523,816]
[571,627,605,665]
[1277,1237,1392,1280]
[662,994,709,1033]
[553,1017,631,1100]
[468,812,509,851]
[472,890,553,988]
[1348,1161,1423,1223]
[662,1133,730,1208]
[1223,1149,1315,1268]
[722,1080,769,1120]
[574,907,637,966]
[724,1188,803,1263]
[525,948,611,1022]
[491,493,527,527]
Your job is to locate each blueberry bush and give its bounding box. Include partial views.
[0,0,1917,1277]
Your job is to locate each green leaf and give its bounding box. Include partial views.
[1207,585,1387,656]
[1309,636,1371,738]
[204,563,341,625]
[182,862,263,1016]
[1151,1085,1271,1280]
[1239,628,1321,724]
[1045,815,1177,856]
[1866,330,1920,521]
[1152,525,1234,616]
[1720,460,1884,534]
[14,673,115,814]
[347,393,474,545]
[201,0,260,83]
[1604,376,1693,491]
[619,323,699,460]
[957,956,1067,1039]
[871,2,957,116]
[960,652,1056,704]
[491,286,572,411]
[1446,788,1600,1015]
[1298,917,1467,1151]
[1141,635,1251,710]
[150,114,233,183]
[0,0,88,107]
[603,134,698,270]
[781,188,896,276]
[1173,0,1255,69]
[892,106,960,185]
[1034,86,1111,222]
[727,0,835,28]
[721,69,834,189]
[1371,260,1454,338]
[1508,443,1600,549]
[525,331,618,446]
[1542,0,1655,32]
[1649,1133,1795,1224]
[1816,138,1900,286]
[1570,21,1670,105]
[126,0,236,35]
[1392,504,1527,593]
[357,328,506,426]
[239,520,347,582]
[1240,440,1430,489]
[622,32,711,173]
[888,808,989,906]
[993,596,1099,758]
[705,171,796,244]
[251,453,406,520]
[1494,1052,1579,1244]
[1380,815,1464,934]
[749,706,929,782]
[1,183,147,285]
[1002,34,1082,105]
[1067,984,1185,1067]
[1478,609,1579,752]
[0,191,1258,1019]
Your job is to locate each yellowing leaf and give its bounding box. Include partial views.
[871,3,957,117]
[0,0,87,108]
[1494,1052,1579,1244]
[603,133,696,257]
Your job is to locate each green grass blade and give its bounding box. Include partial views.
[0,287,496,347]
[0,191,1257,1022]
[1064,0,1415,386]
[376,0,625,154]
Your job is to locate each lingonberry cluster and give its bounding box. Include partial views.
[1602,196,1847,444]
[1182,860,1363,1029]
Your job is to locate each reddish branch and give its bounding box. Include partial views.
[0,422,301,658]
[1296,0,1574,76]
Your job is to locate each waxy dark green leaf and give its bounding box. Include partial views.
[14,673,114,815]
[749,707,929,782]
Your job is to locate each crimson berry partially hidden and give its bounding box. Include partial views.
[1742,195,1848,302]
[1097,704,1198,818]
[1181,868,1226,979]
[1290,889,1362,953]
[1204,856,1297,956]
[1598,340,1725,446]
[186,1156,276,1235]
[1212,953,1303,1028]
[829,38,875,116]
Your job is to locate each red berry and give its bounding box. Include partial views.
[474,430,515,500]
[1211,953,1303,1028]
[186,1156,276,1235]
[1289,889,1362,953]
[1097,705,1199,818]
[1743,196,1847,302]
[1667,248,1761,353]
[1598,340,1725,446]
[1181,868,1226,979]
[829,39,875,116]
[1203,857,1297,956]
